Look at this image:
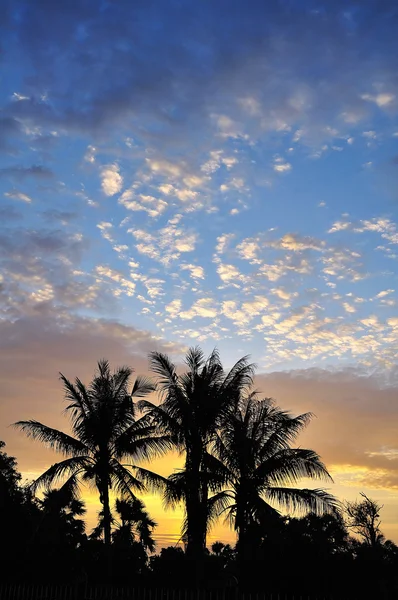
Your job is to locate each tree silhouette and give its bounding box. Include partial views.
[139,347,255,561]
[94,495,157,552]
[15,360,171,551]
[208,396,338,573]
[345,493,385,548]
[0,441,41,581]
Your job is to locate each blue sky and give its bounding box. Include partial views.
[1,0,398,543]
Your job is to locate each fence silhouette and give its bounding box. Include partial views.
[0,585,347,600]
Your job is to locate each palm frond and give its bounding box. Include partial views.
[258,412,313,459]
[184,346,206,374]
[265,486,339,516]
[60,374,90,426]
[110,461,146,496]
[116,434,174,462]
[113,365,134,395]
[14,420,89,456]
[131,375,156,398]
[130,466,171,495]
[136,401,185,446]
[203,452,232,490]
[162,471,186,509]
[55,471,83,504]
[221,355,256,395]
[97,359,111,379]
[149,351,178,393]
[30,456,91,492]
[257,448,333,486]
[207,491,234,531]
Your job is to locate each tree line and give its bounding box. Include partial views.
[1,348,397,598]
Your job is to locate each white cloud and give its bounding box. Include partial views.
[146,158,182,178]
[375,290,395,299]
[273,158,292,173]
[180,297,218,320]
[181,264,205,280]
[165,299,182,317]
[236,238,260,263]
[361,92,395,108]
[128,221,198,266]
[271,287,294,301]
[84,145,96,163]
[269,233,325,252]
[342,302,356,314]
[97,221,114,243]
[217,263,245,285]
[214,233,235,256]
[95,265,136,296]
[222,296,269,326]
[328,220,352,233]
[119,189,168,217]
[4,190,32,203]
[100,164,123,196]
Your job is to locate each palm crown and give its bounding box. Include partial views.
[208,395,338,559]
[15,359,170,547]
[138,347,256,558]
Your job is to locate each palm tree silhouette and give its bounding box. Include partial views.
[112,496,157,552]
[15,359,171,550]
[139,347,255,561]
[39,486,87,546]
[208,396,338,568]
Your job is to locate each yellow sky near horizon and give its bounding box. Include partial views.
[19,455,398,548]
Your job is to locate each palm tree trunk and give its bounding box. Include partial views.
[185,447,206,584]
[99,473,112,579]
[102,482,112,548]
[236,498,251,589]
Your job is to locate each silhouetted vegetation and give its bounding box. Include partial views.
[1,351,397,598]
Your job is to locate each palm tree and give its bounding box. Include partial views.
[139,347,255,560]
[112,496,157,552]
[208,396,338,567]
[38,486,87,548]
[15,359,171,549]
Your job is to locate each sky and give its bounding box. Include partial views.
[1,0,398,546]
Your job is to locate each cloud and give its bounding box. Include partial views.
[128,221,198,266]
[119,189,168,218]
[0,205,23,221]
[165,298,182,318]
[84,145,96,163]
[273,158,292,173]
[217,263,246,286]
[222,296,269,326]
[375,289,395,299]
[361,92,395,108]
[180,264,205,280]
[96,222,114,243]
[0,165,53,180]
[95,265,136,297]
[3,0,398,158]
[41,210,78,224]
[100,164,123,196]
[4,190,32,203]
[268,233,325,253]
[180,297,218,320]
